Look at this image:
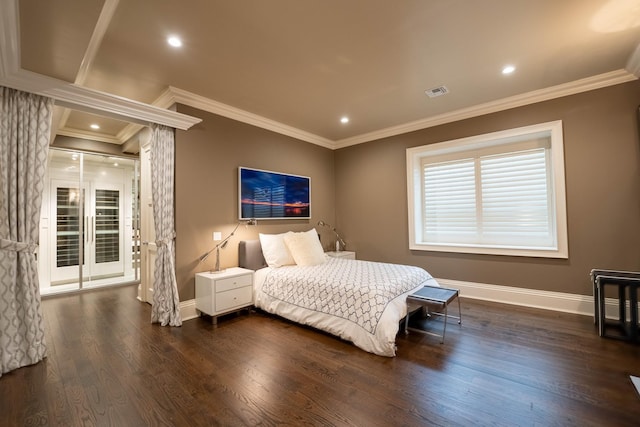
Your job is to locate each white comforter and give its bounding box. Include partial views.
[253,257,439,356]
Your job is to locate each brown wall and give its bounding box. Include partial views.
[175,105,335,300]
[334,80,640,296]
[173,81,640,301]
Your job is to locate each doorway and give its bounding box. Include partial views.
[38,149,140,295]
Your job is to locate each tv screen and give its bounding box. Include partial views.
[239,167,311,219]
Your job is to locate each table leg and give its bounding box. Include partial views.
[441,305,447,344]
[404,310,409,335]
[630,285,638,342]
[619,284,626,329]
[597,278,605,337]
[593,276,599,325]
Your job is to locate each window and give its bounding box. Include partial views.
[406,121,568,258]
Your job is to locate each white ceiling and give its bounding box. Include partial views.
[5,0,640,149]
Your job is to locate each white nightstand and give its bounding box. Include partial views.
[326,251,356,260]
[195,267,254,325]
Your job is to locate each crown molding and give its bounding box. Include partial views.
[113,87,177,145]
[334,69,637,149]
[52,66,639,149]
[56,127,122,144]
[0,66,202,130]
[0,69,202,130]
[153,86,178,109]
[116,122,146,145]
[167,86,336,149]
[0,0,201,131]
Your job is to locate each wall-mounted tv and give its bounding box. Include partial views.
[239,167,311,220]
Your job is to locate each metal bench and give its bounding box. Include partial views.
[404,285,461,343]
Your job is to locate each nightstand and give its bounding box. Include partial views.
[326,250,356,260]
[195,267,254,325]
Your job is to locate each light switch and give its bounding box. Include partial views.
[213,231,222,241]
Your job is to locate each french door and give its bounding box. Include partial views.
[38,149,139,296]
[50,179,124,285]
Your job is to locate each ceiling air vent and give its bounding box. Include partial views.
[425,86,449,98]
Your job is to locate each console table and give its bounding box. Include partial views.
[405,285,461,343]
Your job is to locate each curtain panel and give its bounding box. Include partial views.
[0,86,52,376]
[150,124,182,326]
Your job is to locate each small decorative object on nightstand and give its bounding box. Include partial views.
[317,220,347,251]
[326,250,356,260]
[195,267,254,325]
[198,218,257,273]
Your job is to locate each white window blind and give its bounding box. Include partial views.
[423,159,477,243]
[423,147,554,248]
[480,149,552,247]
[407,121,567,258]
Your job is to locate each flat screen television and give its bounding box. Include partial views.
[239,167,311,220]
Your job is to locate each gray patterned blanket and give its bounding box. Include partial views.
[261,257,433,334]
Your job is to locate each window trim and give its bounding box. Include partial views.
[406,120,568,258]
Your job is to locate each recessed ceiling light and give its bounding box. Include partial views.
[90,123,100,130]
[502,65,516,75]
[167,36,182,48]
[340,116,349,124]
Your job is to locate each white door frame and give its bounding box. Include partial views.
[138,130,156,303]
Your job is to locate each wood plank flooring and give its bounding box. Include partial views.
[1,285,639,426]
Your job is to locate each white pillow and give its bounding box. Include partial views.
[259,232,295,267]
[284,228,327,266]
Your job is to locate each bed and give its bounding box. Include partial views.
[238,231,439,356]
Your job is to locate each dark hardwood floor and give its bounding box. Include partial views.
[1,285,639,426]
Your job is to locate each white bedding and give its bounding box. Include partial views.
[253,257,439,356]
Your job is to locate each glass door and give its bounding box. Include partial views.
[39,150,139,295]
[49,180,86,286]
[88,183,124,280]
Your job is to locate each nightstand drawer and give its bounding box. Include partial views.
[216,274,253,292]
[215,286,253,312]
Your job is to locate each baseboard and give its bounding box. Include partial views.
[437,278,596,316]
[436,278,639,320]
[180,280,634,321]
[180,299,199,321]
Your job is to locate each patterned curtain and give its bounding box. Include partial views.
[150,124,182,326]
[0,87,52,377]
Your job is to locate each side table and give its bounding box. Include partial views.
[195,267,254,325]
[591,269,640,342]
